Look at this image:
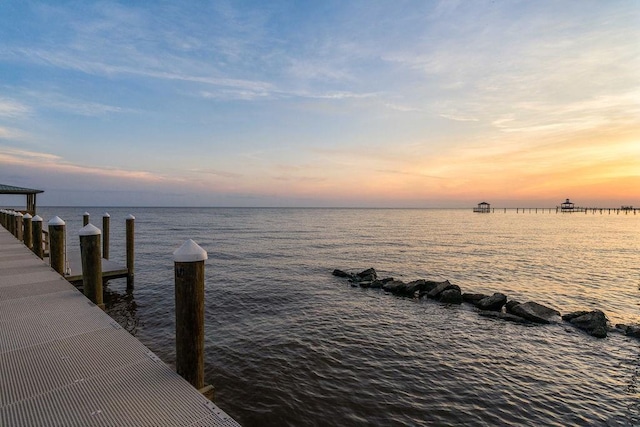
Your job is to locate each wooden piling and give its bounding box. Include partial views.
[23,213,33,249]
[83,212,90,226]
[48,216,66,275]
[126,214,135,289]
[31,215,44,259]
[15,212,23,241]
[174,239,208,391]
[103,213,110,260]
[79,224,103,309]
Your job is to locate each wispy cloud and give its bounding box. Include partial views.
[0,98,31,118]
[0,126,28,140]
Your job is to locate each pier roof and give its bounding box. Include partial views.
[0,184,44,194]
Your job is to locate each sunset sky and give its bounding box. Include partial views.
[1,1,638,207]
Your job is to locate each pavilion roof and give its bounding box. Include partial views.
[0,183,44,195]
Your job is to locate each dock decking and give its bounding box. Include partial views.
[0,226,240,426]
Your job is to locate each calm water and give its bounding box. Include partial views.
[39,207,640,426]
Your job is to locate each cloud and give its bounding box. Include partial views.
[0,126,28,140]
[0,98,31,118]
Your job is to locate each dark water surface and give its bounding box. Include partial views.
[39,207,640,426]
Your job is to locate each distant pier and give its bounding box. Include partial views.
[473,199,638,215]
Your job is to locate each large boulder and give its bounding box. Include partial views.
[382,280,407,294]
[462,293,489,305]
[426,280,457,299]
[505,300,521,314]
[562,310,608,338]
[478,311,529,324]
[439,288,462,304]
[476,293,507,312]
[332,269,353,279]
[356,268,378,282]
[509,301,561,324]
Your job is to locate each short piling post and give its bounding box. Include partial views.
[83,212,90,226]
[23,213,33,248]
[126,214,135,289]
[79,224,103,309]
[48,216,66,275]
[102,213,110,260]
[174,239,208,393]
[31,215,44,259]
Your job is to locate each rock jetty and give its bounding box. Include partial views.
[332,267,639,340]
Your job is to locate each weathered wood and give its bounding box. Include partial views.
[48,216,66,275]
[103,213,110,260]
[80,224,103,309]
[126,214,135,289]
[15,212,23,240]
[174,240,208,390]
[31,215,43,259]
[22,213,32,249]
[83,211,90,226]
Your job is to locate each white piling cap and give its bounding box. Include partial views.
[103,212,110,217]
[32,215,43,222]
[83,212,90,216]
[126,214,135,220]
[48,216,65,226]
[23,213,32,219]
[17,212,23,217]
[79,223,101,236]
[173,239,208,262]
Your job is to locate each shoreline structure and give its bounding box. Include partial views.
[333,267,640,340]
[0,208,241,426]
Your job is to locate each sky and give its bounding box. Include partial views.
[0,0,638,208]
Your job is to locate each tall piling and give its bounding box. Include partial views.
[174,239,208,392]
[83,212,90,226]
[15,212,23,241]
[126,214,135,289]
[22,213,33,249]
[103,213,110,260]
[31,215,44,259]
[79,224,103,309]
[48,216,66,275]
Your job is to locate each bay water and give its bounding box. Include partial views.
[38,207,640,426]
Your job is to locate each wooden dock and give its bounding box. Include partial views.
[0,226,241,426]
[63,249,129,283]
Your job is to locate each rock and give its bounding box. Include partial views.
[368,280,384,289]
[382,280,407,294]
[478,311,529,324]
[476,293,507,312]
[426,280,457,299]
[509,301,561,324]
[332,269,353,279]
[439,288,462,304]
[563,310,608,338]
[356,268,377,282]
[380,277,395,284]
[462,293,489,305]
[625,325,640,338]
[359,281,372,288]
[505,300,521,314]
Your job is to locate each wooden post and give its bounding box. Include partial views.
[83,212,90,226]
[79,224,103,309]
[48,216,66,275]
[9,212,16,236]
[31,215,44,259]
[102,213,110,260]
[126,214,135,289]
[15,212,23,241]
[22,213,33,249]
[174,239,208,391]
